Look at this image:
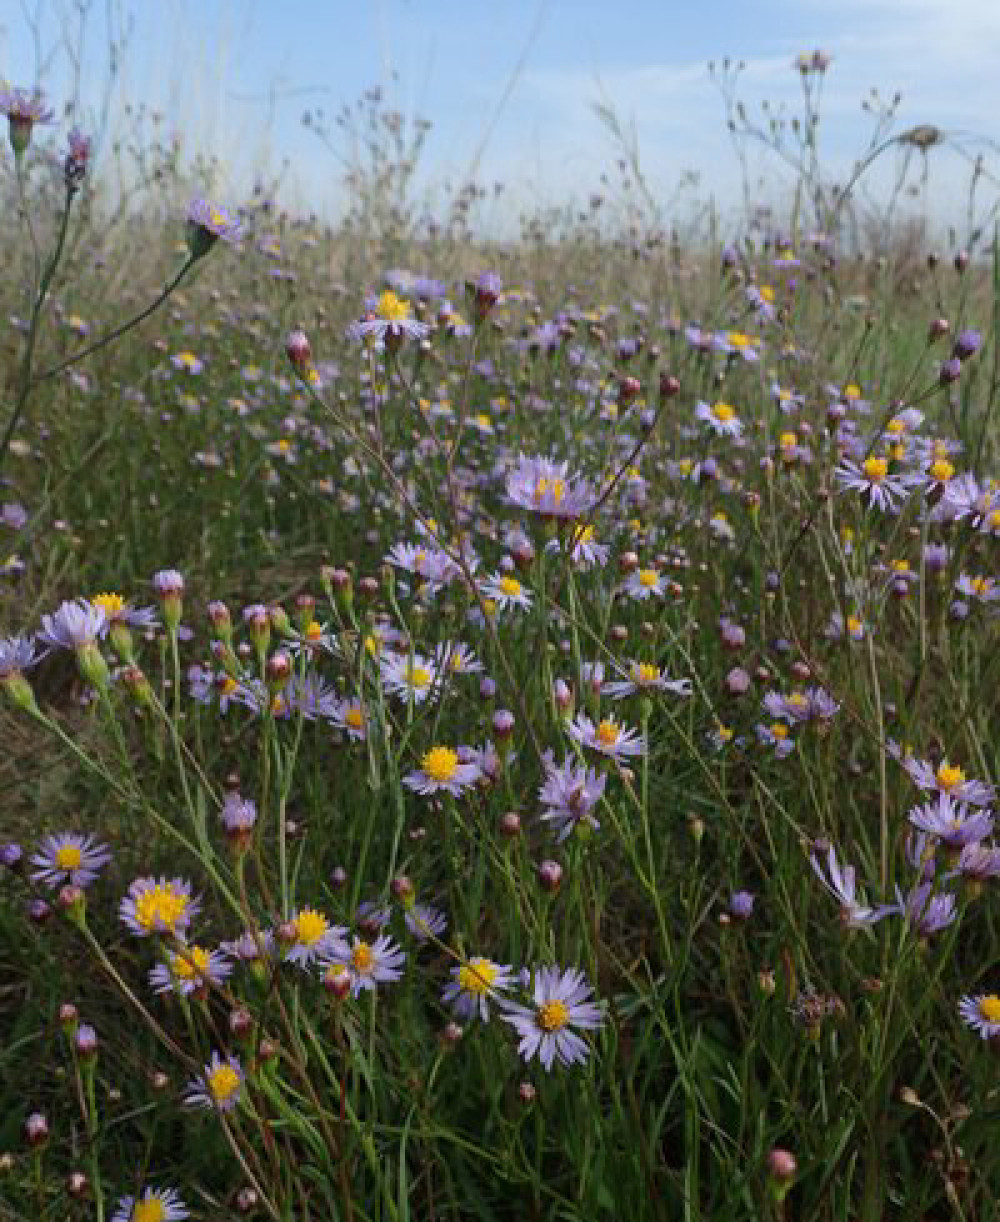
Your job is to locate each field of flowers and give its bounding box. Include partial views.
[2,59,1000,1222]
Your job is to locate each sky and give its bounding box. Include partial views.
[2,0,999,235]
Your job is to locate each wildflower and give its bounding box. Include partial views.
[958,993,1000,1039]
[321,934,406,997]
[695,400,744,438]
[0,86,54,157]
[603,660,692,700]
[505,455,595,520]
[380,651,441,704]
[433,640,483,677]
[186,199,242,259]
[955,573,1000,606]
[479,572,533,612]
[538,756,606,842]
[0,634,39,710]
[835,456,916,511]
[500,967,605,1071]
[38,599,107,652]
[111,1187,190,1222]
[220,793,257,846]
[30,833,111,889]
[404,902,448,941]
[908,794,993,849]
[183,1051,244,1111]
[763,688,839,725]
[149,944,232,998]
[809,845,891,928]
[120,877,200,939]
[825,612,866,642]
[90,592,158,631]
[283,908,347,968]
[622,567,666,600]
[170,352,204,375]
[442,956,516,1022]
[896,882,957,936]
[568,713,644,760]
[468,271,503,322]
[953,842,1000,883]
[403,745,480,796]
[347,290,430,348]
[756,722,795,758]
[330,696,367,741]
[901,755,994,807]
[730,891,755,920]
[63,128,91,191]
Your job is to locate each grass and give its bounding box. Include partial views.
[2,55,1000,1222]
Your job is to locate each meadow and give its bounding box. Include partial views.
[2,53,1000,1222]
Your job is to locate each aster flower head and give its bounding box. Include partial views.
[120,877,200,938]
[380,651,442,705]
[63,127,90,190]
[835,455,917,512]
[89,592,159,631]
[538,756,606,842]
[183,1050,244,1111]
[896,881,957,936]
[505,455,595,521]
[809,845,891,928]
[0,633,38,680]
[442,956,517,1022]
[321,934,406,997]
[902,755,994,807]
[111,1186,189,1222]
[908,793,994,849]
[403,745,481,796]
[569,712,645,761]
[31,832,111,889]
[186,198,242,258]
[500,966,605,1071]
[954,842,1000,883]
[959,992,1000,1039]
[283,908,347,968]
[149,943,232,998]
[220,792,257,842]
[348,290,430,348]
[603,660,692,700]
[404,902,448,942]
[38,599,107,652]
[0,86,54,157]
[479,571,533,613]
[622,567,666,600]
[695,400,743,438]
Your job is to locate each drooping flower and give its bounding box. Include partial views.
[500,967,605,1071]
[30,833,112,889]
[809,845,891,928]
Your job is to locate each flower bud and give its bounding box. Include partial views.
[538,860,563,892]
[24,1112,49,1147]
[286,329,313,376]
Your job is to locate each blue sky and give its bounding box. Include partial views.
[2,0,999,230]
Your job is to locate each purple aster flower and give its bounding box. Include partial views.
[958,993,1000,1039]
[1,502,28,529]
[38,599,107,652]
[404,902,447,942]
[538,756,606,842]
[603,660,692,700]
[952,329,982,361]
[505,454,595,520]
[500,966,605,1071]
[220,793,257,845]
[347,289,430,347]
[901,755,994,807]
[149,943,232,998]
[568,713,644,760]
[694,400,744,438]
[320,934,406,997]
[112,1187,189,1222]
[183,1051,244,1111]
[756,722,796,758]
[0,634,38,679]
[283,908,347,968]
[622,568,666,600]
[1,843,23,869]
[186,199,242,258]
[0,86,54,156]
[835,456,917,511]
[442,956,517,1022]
[479,571,533,612]
[380,651,442,704]
[119,877,200,938]
[809,845,891,928]
[953,842,1000,883]
[896,882,957,936]
[403,746,481,796]
[730,891,755,920]
[908,793,993,849]
[30,832,111,889]
[63,128,90,190]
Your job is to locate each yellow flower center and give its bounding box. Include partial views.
[990,510,1000,530]
[936,764,965,792]
[135,884,190,934]
[172,945,211,981]
[678,458,693,476]
[132,1200,168,1222]
[886,417,907,435]
[536,999,570,1032]
[595,719,621,747]
[294,909,329,947]
[716,723,734,743]
[728,331,753,349]
[534,477,566,505]
[422,746,459,782]
[770,722,789,740]
[892,560,910,574]
[221,677,237,696]
[787,693,807,709]
[305,621,323,641]
[846,616,863,636]
[779,432,798,450]
[863,457,888,483]
[499,576,522,597]
[377,290,411,322]
[971,577,992,596]
[345,708,363,730]
[929,459,954,483]
[207,1063,240,1105]
[458,958,498,996]
[712,402,736,422]
[351,941,374,973]
[844,383,861,399]
[406,664,432,689]
[979,995,1000,1022]
[637,569,659,588]
[634,663,660,684]
[55,845,83,870]
[92,592,126,618]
